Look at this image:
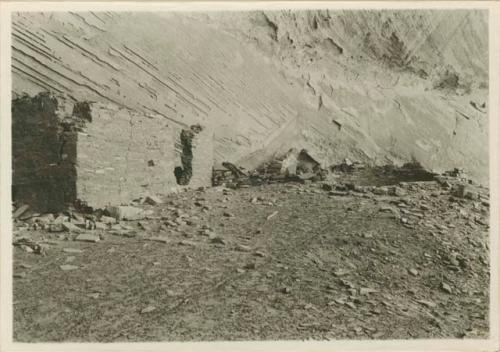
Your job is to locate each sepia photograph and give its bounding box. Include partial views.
[0,1,499,351]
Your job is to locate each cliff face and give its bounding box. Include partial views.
[12,10,489,185]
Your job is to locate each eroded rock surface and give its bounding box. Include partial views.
[12,10,489,192]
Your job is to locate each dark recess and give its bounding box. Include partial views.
[174,124,203,186]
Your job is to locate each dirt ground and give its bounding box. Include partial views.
[12,178,490,342]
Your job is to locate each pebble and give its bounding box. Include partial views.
[333,269,350,277]
[244,262,256,270]
[345,302,356,309]
[417,299,437,308]
[63,248,84,253]
[408,268,419,276]
[20,245,34,253]
[149,237,169,244]
[359,287,378,295]
[140,306,156,314]
[211,236,227,245]
[236,244,251,252]
[266,211,279,220]
[441,282,453,294]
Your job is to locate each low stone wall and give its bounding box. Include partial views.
[12,93,214,212]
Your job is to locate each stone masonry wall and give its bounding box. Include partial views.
[12,93,215,212]
[75,102,178,208]
[12,93,77,212]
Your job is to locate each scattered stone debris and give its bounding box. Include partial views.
[13,238,46,255]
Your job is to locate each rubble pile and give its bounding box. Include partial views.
[329,160,437,186]
[212,162,252,188]
[212,149,328,188]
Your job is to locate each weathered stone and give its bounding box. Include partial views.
[329,191,349,197]
[441,282,453,294]
[373,187,389,195]
[145,195,163,206]
[244,262,257,270]
[281,286,291,294]
[389,186,407,196]
[179,240,197,246]
[94,221,108,230]
[53,215,69,224]
[148,237,170,243]
[75,234,100,243]
[48,223,66,233]
[62,222,85,233]
[100,215,117,224]
[106,205,151,221]
[266,211,278,220]
[417,299,437,308]
[140,306,156,314]
[359,287,378,295]
[408,268,419,276]
[236,244,252,252]
[211,236,227,245]
[13,204,30,219]
[33,213,55,224]
[322,183,333,191]
[63,248,84,253]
